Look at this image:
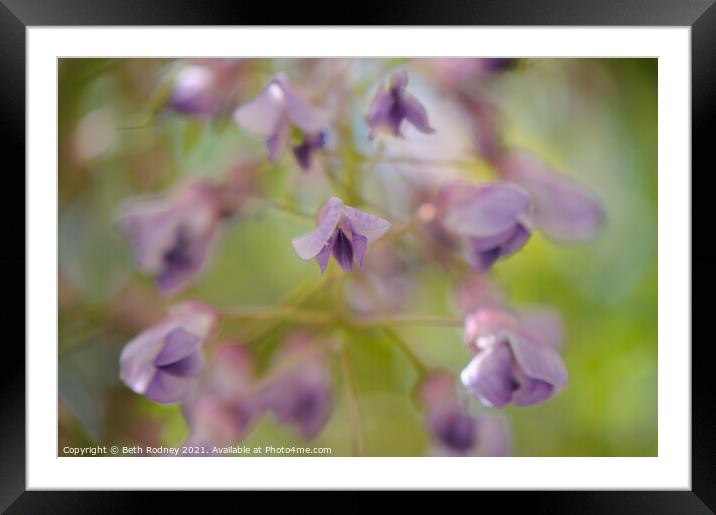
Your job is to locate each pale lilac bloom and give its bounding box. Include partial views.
[232,73,328,163]
[366,71,435,139]
[495,149,605,243]
[260,333,333,439]
[460,307,567,408]
[183,343,257,447]
[168,65,221,117]
[119,181,221,296]
[291,197,391,274]
[119,301,217,404]
[437,181,533,272]
[454,275,506,314]
[420,373,511,456]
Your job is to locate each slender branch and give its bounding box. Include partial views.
[382,328,428,376]
[337,340,365,457]
[218,306,333,325]
[351,314,464,328]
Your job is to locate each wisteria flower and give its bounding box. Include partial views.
[233,73,329,164]
[366,71,435,139]
[183,343,257,447]
[119,301,218,404]
[168,65,221,117]
[420,372,511,456]
[260,332,333,439]
[292,130,328,171]
[495,149,605,243]
[291,196,391,273]
[437,181,533,272]
[118,181,221,296]
[460,307,567,408]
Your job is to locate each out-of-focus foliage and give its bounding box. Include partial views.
[58,58,657,456]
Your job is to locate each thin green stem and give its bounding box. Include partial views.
[219,306,333,325]
[382,328,428,376]
[351,314,464,328]
[337,340,365,457]
[245,196,314,222]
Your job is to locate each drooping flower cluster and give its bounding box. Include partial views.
[115,60,605,456]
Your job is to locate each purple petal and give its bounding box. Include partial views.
[331,229,354,271]
[498,150,605,243]
[119,321,172,396]
[316,240,332,274]
[500,223,531,256]
[508,332,568,392]
[265,120,290,162]
[389,70,409,92]
[168,65,217,117]
[274,75,328,134]
[352,233,368,267]
[432,409,477,453]
[232,80,287,136]
[365,85,393,139]
[291,197,344,260]
[145,370,195,404]
[342,205,391,243]
[154,328,201,367]
[511,375,554,406]
[157,351,204,378]
[460,343,516,408]
[401,93,435,134]
[466,244,501,273]
[438,181,532,238]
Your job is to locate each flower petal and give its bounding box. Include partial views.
[508,332,568,391]
[316,240,332,274]
[342,205,391,243]
[144,369,195,404]
[291,197,343,260]
[497,150,605,243]
[232,80,287,136]
[401,93,435,134]
[331,229,354,271]
[154,327,202,367]
[460,343,515,408]
[265,119,290,162]
[352,233,368,267]
[274,75,329,134]
[438,181,532,238]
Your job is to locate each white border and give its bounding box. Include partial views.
[28,27,691,489]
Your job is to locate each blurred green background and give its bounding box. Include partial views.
[58,58,657,456]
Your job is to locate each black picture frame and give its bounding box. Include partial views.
[2,0,710,511]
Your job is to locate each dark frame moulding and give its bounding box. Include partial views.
[1,0,710,511]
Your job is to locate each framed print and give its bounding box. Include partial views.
[3,0,711,511]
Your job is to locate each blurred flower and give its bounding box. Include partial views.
[183,343,258,447]
[260,332,333,439]
[168,65,221,117]
[457,93,504,164]
[214,160,262,217]
[119,181,221,296]
[366,71,435,139]
[495,149,605,243]
[437,181,532,272]
[292,130,328,171]
[291,196,391,274]
[460,307,567,408]
[233,73,329,163]
[168,60,245,118]
[119,301,217,404]
[420,372,511,456]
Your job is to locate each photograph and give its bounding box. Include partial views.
[57,56,657,458]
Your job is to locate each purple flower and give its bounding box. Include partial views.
[420,373,511,456]
[168,65,221,117]
[365,71,435,139]
[292,130,327,171]
[118,181,221,296]
[260,333,333,439]
[460,308,567,408]
[495,149,605,243]
[437,181,533,272]
[182,343,258,447]
[119,301,218,404]
[232,73,328,164]
[291,197,391,274]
